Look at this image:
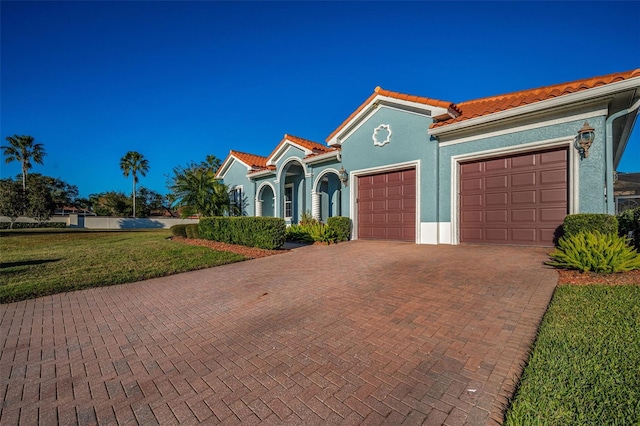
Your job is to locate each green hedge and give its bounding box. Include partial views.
[0,222,66,229]
[185,224,200,239]
[199,217,285,250]
[170,224,188,237]
[562,214,618,237]
[327,216,351,242]
[618,207,640,250]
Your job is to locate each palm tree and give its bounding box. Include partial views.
[1,135,46,190]
[119,151,149,217]
[167,162,229,217]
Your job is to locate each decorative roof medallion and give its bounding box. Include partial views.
[373,124,392,147]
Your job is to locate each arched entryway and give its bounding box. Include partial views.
[279,159,307,224]
[313,170,342,222]
[256,183,275,217]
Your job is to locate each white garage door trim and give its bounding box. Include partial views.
[450,136,579,245]
[350,160,421,242]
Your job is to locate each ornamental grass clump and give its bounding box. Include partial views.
[547,230,640,273]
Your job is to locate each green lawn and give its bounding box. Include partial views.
[504,285,640,425]
[0,229,245,303]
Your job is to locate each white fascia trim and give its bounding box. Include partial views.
[302,150,339,164]
[438,108,609,147]
[449,136,578,244]
[247,169,275,179]
[216,157,236,180]
[430,77,640,137]
[328,95,449,146]
[350,159,421,243]
[217,155,256,180]
[267,140,313,166]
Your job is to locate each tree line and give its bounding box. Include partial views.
[1,134,241,228]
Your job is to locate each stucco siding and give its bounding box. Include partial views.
[438,114,608,223]
[340,106,436,223]
[220,160,255,216]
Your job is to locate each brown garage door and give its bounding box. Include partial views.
[460,148,568,246]
[358,168,416,241]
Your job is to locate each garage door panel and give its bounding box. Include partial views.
[462,210,483,223]
[358,168,415,241]
[462,178,483,191]
[460,148,567,246]
[486,176,508,189]
[511,154,536,168]
[540,207,567,222]
[486,193,508,206]
[512,172,536,187]
[540,149,567,164]
[486,210,508,222]
[485,228,509,242]
[461,228,483,241]
[512,209,536,222]
[540,169,567,185]
[540,188,566,203]
[486,158,508,171]
[461,162,484,175]
[462,194,483,207]
[512,190,536,204]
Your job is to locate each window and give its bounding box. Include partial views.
[229,187,242,216]
[284,184,293,218]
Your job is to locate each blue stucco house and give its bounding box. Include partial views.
[216,69,640,246]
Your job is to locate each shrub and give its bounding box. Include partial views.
[562,214,618,237]
[199,217,285,250]
[285,224,315,243]
[0,222,66,229]
[618,206,640,250]
[185,224,200,239]
[170,224,188,237]
[327,216,351,242]
[299,210,318,226]
[547,231,640,273]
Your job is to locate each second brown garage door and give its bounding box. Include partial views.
[460,148,568,246]
[358,168,416,241]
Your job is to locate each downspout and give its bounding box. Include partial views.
[605,97,640,214]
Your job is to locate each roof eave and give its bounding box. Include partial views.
[429,77,640,137]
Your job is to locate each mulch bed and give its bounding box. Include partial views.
[172,237,287,259]
[557,269,640,285]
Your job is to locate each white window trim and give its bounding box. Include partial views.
[350,160,421,243]
[284,183,294,220]
[449,136,578,245]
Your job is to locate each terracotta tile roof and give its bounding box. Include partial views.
[281,134,333,154]
[230,150,268,169]
[265,133,332,164]
[326,86,459,142]
[431,69,640,129]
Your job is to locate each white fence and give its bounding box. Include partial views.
[1,214,199,229]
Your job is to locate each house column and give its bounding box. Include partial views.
[312,191,320,220]
[256,200,263,217]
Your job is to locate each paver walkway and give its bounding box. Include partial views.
[1,241,558,425]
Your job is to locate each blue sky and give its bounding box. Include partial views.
[1,1,639,198]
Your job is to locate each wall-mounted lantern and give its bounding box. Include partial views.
[575,121,596,158]
[338,166,348,185]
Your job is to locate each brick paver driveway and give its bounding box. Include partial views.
[1,241,558,425]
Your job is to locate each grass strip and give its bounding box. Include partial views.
[504,285,640,425]
[0,230,245,303]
